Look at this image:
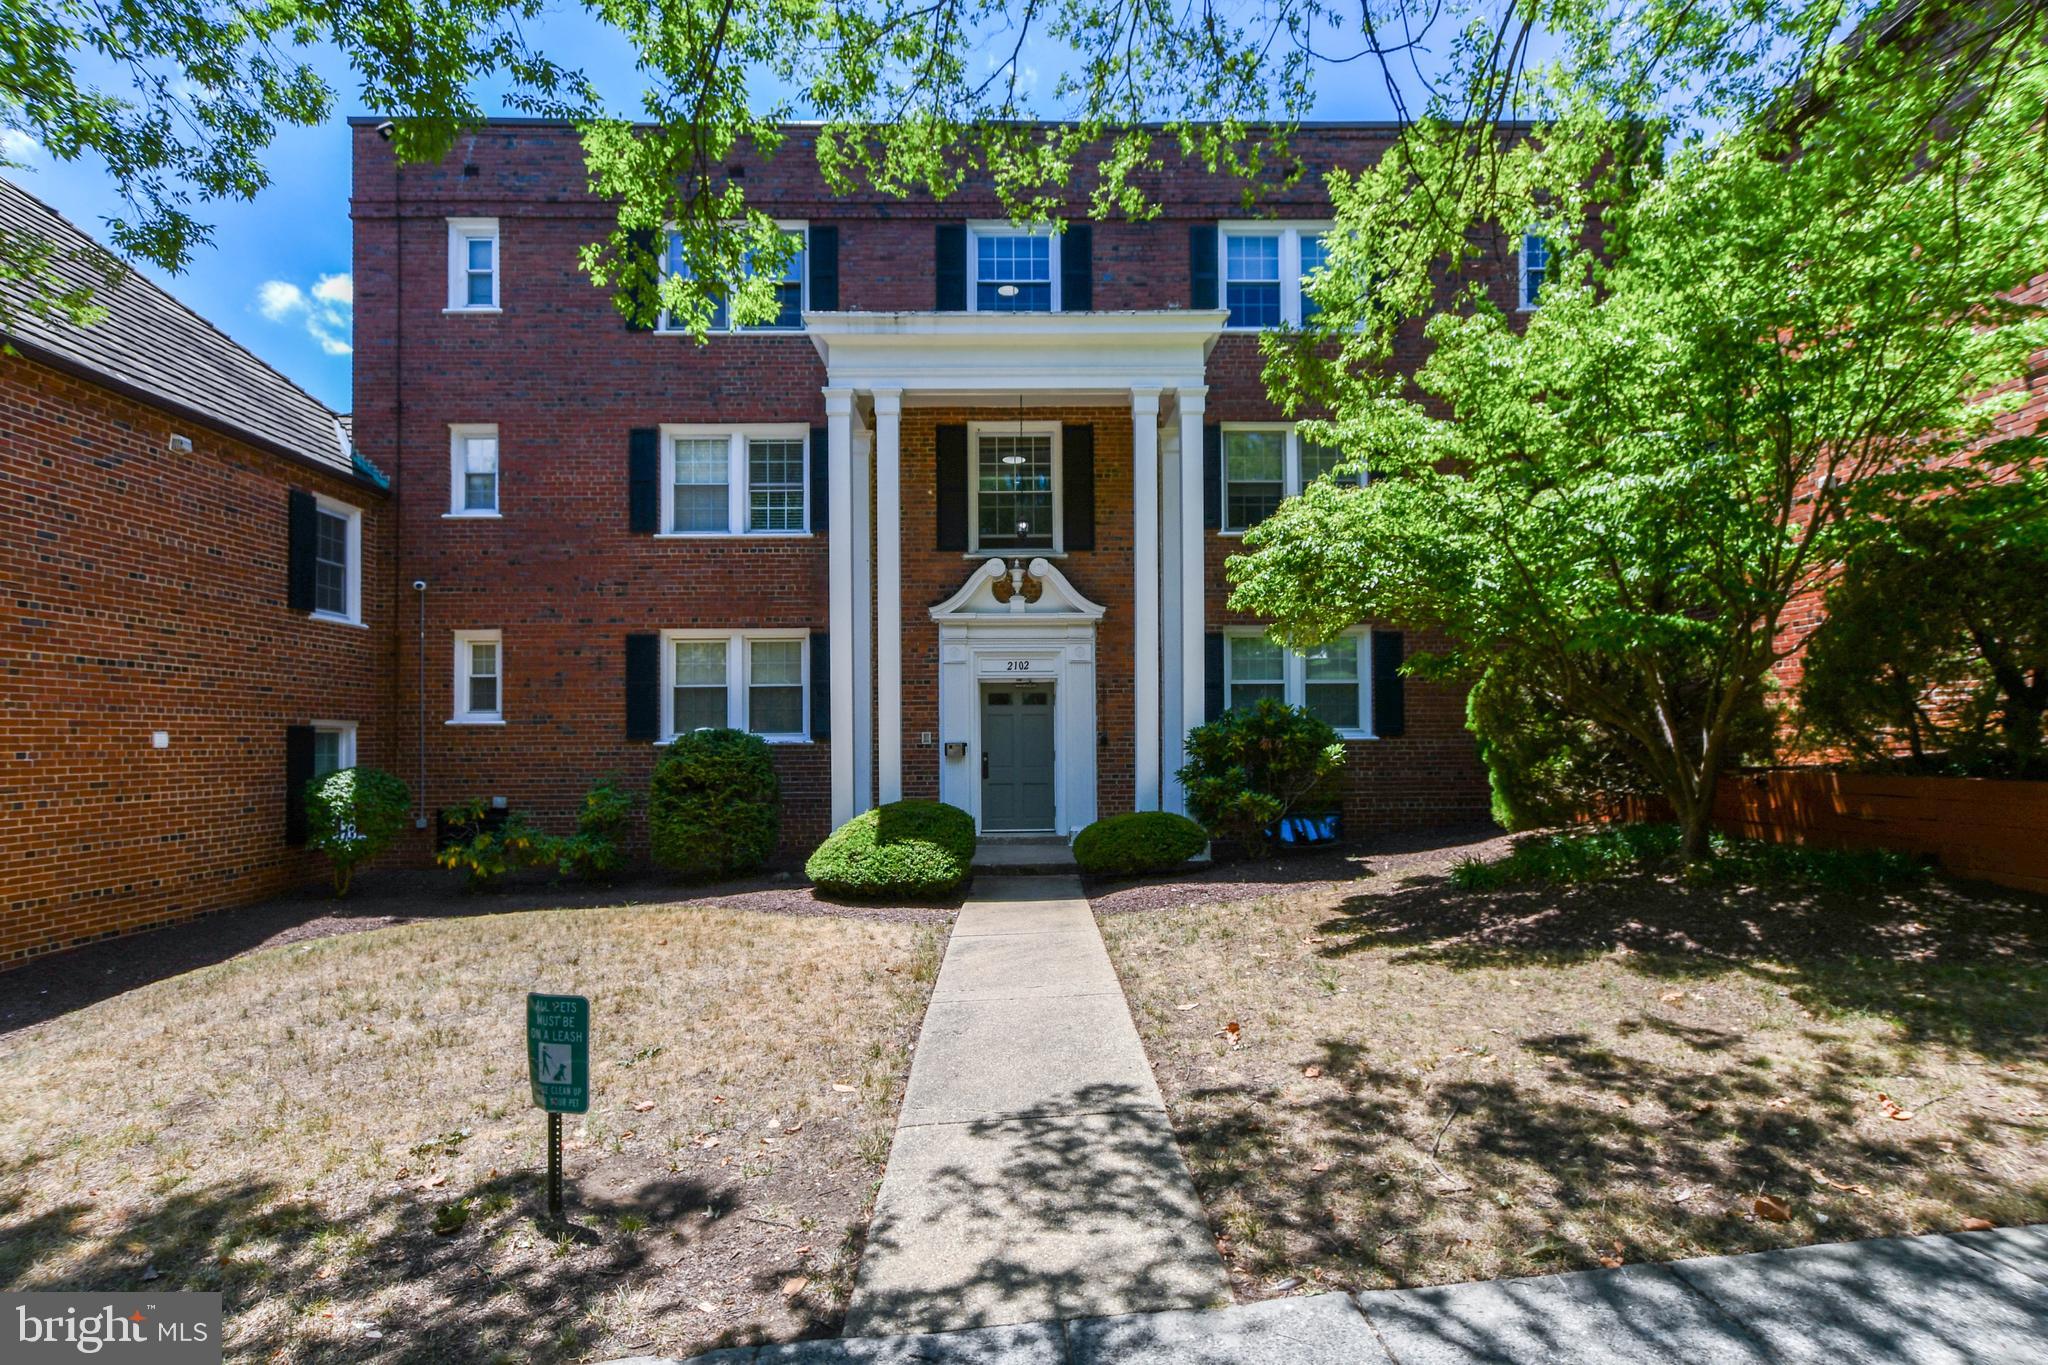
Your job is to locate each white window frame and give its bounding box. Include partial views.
[1223,628,1376,739]
[966,420,1064,555]
[450,629,504,725]
[657,222,809,333]
[446,218,501,312]
[1220,221,1333,330]
[1219,424,1364,535]
[1518,228,1549,312]
[308,493,363,626]
[659,629,811,743]
[309,720,358,776]
[657,424,812,537]
[967,221,1061,313]
[447,424,501,518]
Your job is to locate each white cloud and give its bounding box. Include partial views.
[254,272,351,356]
[0,127,42,164]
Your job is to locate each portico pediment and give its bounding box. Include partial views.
[930,558,1107,624]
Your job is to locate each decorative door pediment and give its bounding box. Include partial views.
[929,557,1107,623]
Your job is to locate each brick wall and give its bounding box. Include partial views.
[0,352,391,964]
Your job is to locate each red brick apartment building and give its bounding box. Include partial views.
[2,179,391,964]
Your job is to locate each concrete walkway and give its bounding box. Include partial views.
[841,874,1230,1335]
[619,1224,2048,1363]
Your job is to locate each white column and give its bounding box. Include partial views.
[852,422,874,812]
[824,386,857,827]
[1131,385,1163,812]
[1177,385,1208,772]
[1160,413,1187,814]
[873,387,905,803]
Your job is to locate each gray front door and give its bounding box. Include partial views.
[982,686,1056,831]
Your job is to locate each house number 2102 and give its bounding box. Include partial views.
[1004,660,1032,672]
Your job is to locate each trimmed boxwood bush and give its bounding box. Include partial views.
[1073,811,1208,876]
[304,765,411,897]
[650,729,781,880]
[1179,699,1346,850]
[807,800,975,899]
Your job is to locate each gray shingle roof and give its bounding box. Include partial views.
[0,175,367,484]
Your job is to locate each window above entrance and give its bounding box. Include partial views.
[969,421,1062,554]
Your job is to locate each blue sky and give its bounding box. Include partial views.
[5,12,1409,413]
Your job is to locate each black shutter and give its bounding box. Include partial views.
[628,427,660,533]
[1061,221,1093,311]
[1372,631,1406,738]
[935,423,969,551]
[1204,633,1226,722]
[1190,223,1218,309]
[284,724,315,845]
[810,632,832,741]
[810,426,830,534]
[809,225,839,311]
[625,633,660,741]
[935,224,967,311]
[1202,424,1223,529]
[287,489,318,611]
[1061,423,1095,551]
[624,226,658,332]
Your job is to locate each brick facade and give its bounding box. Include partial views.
[0,352,390,964]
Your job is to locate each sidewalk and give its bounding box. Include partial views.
[841,874,1230,1335]
[616,1223,2048,1363]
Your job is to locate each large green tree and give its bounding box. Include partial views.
[1229,2,2048,859]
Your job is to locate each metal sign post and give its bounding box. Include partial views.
[526,993,590,1224]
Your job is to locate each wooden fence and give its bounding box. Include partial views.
[1710,769,2048,895]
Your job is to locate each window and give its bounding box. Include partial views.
[970,422,1059,552]
[661,225,806,331]
[310,722,356,778]
[970,225,1056,312]
[447,219,500,311]
[661,630,811,741]
[1520,230,1549,310]
[659,426,811,535]
[1221,425,1365,533]
[1220,223,1334,329]
[309,495,362,624]
[448,425,499,515]
[1225,630,1374,737]
[452,631,503,723]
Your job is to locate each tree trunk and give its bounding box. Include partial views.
[1677,764,1723,864]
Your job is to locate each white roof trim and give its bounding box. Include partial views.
[930,557,1108,623]
[806,309,1226,395]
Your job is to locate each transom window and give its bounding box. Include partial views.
[448,425,499,515]
[308,494,361,624]
[660,425,811,535]
[661,225,807,331]
[452,631,503,724]
[446,219,500,311]
[1225,631,1374,737]
[1520,230,1550,310]
[971,423,1059,552]
[971,225,1057,312]
[1222,425,1365,533]
[661,631,811,742]
[1221,223,1334,329]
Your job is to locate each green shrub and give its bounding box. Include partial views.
[806,800,975,899]
[1177,699,1346,849]
[1451,823,1927,892]
[548,779,635,881]
[649,729,780,880]
[435,799,550,891]
[303,765,411,897]
[1073,811,1209,876]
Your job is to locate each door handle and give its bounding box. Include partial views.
[981,750,989,779]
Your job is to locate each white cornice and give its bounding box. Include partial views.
[805,310,1226,396]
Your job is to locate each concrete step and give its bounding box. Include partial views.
[971,837,1077,874]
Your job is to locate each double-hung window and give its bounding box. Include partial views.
[452,630,503,724]
[969,224,1056,312]
[660,425,811,535]
[1221,223,1334,329]
[1519,229,1549,310]
[661,630,810,741]
[1225,630,1374,737]
[448,425,499,515]
[447,219,500,311]
[969,421,1059,552]
[660,225,807,332]
[1221,425,1364,534]
[310,721,357,778]
[309,495,362,624]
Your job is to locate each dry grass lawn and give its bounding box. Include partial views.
[0,902,942,1363]
[1101,854,2048,1300]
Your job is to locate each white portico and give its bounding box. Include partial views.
[808,310,1225,834]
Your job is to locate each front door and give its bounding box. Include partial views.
[981,686,1057,831]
